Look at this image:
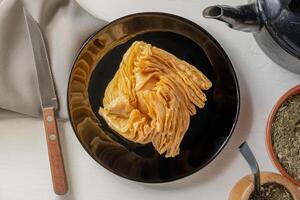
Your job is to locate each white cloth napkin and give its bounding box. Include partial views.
[0,0,107,119]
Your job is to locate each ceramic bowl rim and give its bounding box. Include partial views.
[266,84,300,187]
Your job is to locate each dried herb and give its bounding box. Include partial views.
[249,182,293,200]
[272,94,300,182]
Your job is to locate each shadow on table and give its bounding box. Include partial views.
[0,109,29,120]
[54,192,75,200]
[141,60,253,190]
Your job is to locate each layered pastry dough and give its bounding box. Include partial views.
[99,41,212,157]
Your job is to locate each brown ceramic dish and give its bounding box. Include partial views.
[229,172,300,200]
[266,84,300,187]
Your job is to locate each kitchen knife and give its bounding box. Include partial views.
[23,8,68,195]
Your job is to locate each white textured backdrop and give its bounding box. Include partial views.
[0,0,299,199]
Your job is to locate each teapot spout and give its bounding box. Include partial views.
[203,4,261,32]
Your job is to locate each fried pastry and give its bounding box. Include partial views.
[99,41,212,157]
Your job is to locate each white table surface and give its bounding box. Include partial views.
[1,0,300,199]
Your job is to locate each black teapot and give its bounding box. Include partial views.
[203,0,300,74]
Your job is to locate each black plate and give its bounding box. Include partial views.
[68,13,240,183]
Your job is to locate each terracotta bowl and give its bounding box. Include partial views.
[229,172,300,200]
[266,84,300,187]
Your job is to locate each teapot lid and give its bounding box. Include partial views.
[259,0,300,59]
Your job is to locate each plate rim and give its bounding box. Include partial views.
[67,12,241,183]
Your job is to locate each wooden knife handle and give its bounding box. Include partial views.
[42,107,68,195]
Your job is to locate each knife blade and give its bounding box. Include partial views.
[23,8,68,195]
[23,9,58,109]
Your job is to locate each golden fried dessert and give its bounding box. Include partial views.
[99,41,212,157]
